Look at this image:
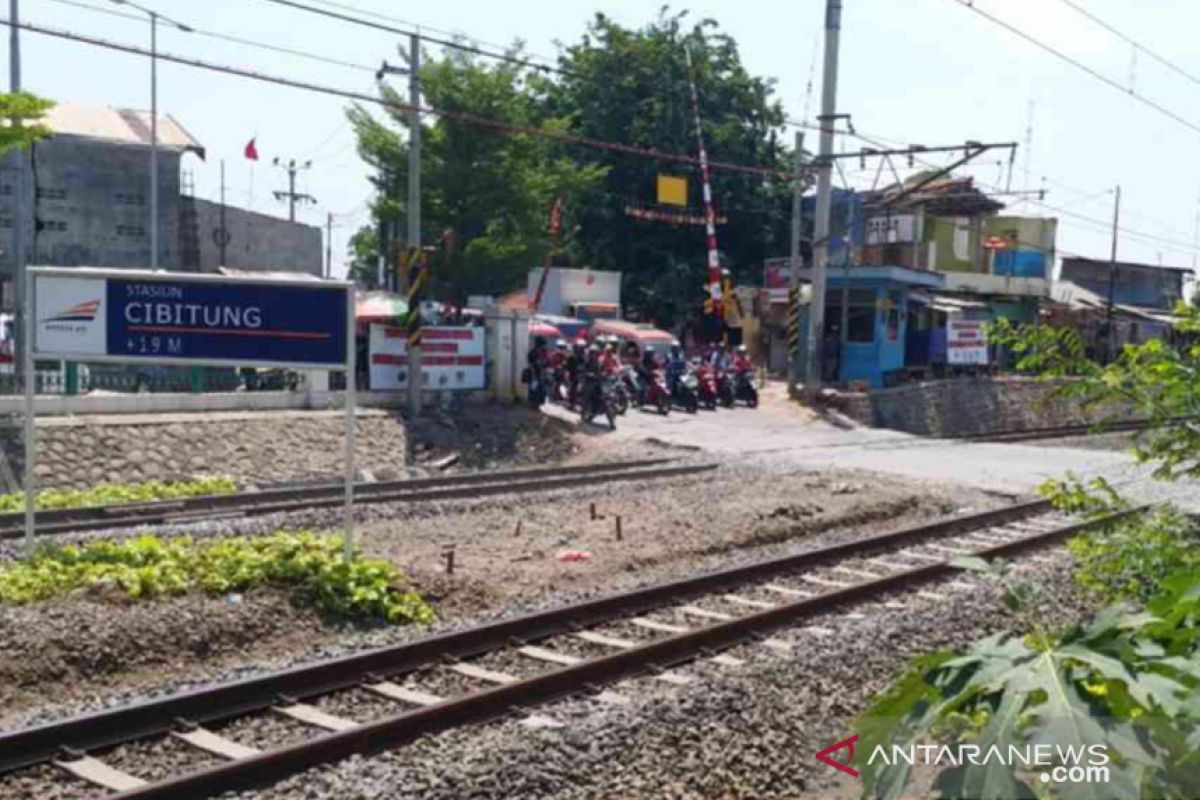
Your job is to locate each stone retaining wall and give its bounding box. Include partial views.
[0,409,409,491]
[831,377,1134,437]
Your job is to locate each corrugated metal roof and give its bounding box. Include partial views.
[43,103,205,157]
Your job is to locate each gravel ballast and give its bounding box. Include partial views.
[216,549,1097,800]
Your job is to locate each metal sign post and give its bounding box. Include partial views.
[25,267,356,561]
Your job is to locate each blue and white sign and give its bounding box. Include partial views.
[33,268,351,368]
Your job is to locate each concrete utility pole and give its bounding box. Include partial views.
[108,1,193,268]
[271,157,315,222]
[1105,184,1121,363]
[10,0,25,389]
[405,33,422,418]
[325,212,333,279]
[805,0,843,395]
[217,158,229,266]
[786,130,805,398]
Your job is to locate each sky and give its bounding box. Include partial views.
[5,0,1200,284]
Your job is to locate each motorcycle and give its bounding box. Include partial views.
[612,367,639,416]
[640,369,671,416]
[734,370,759,408]
[672,371,700,414]
[548,365,571,405]
[580,377,618,430]
[715,368,736,408]
[695,363,720,411]
[525,367,548,408]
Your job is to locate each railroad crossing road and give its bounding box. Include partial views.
[543,381,1200,512]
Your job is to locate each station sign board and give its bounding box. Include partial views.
[369,324,485,390]
[947,319,989,365]
[33,268,349,368]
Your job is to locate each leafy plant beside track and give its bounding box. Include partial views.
[0,531,434,626]
[0,477,238,512]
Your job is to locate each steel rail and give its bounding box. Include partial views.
[956,416,1195,444]
[102,505,1142,800]
[0,459,693,540]
[0,497,1055,775]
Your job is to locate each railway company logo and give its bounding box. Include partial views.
[43,298,101,324]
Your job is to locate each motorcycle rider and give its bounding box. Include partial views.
[599,341,621,377]
[580,344,605,417]
[732,344,752,377]
[526,336,550,406]
[637,345,659,404]
[564,340,586,409]
[665,343,686,395]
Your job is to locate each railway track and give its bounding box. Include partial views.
[0,458,709,540]
[957,416,1188,444]
[0,498,1141,800]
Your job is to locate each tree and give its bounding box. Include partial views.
[347,49,606,300]
[0,91,53,154]
[545,10,797,322]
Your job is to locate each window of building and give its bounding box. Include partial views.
[828,289,877,344]
[886,291,902,342]
[115,192,146,206]
[116,224,146,238]
[0,217,12,229]
[41,219,67,232]
[0,184,12,197]
[37,187,67,201]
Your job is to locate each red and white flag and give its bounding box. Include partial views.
[244,137,259,161]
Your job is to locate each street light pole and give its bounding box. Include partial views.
[10,0,25,389]
[150,10,158,268]
[107,1,192,269]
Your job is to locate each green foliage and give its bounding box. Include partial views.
[0,531,434,625]
[0,477,237,512]
[348,10,799,324]
[987,308,1200,481]
[1037,472,1128,518]
[858,565,1200,800]
[0,91,54,154]
[1067,508,1200,604]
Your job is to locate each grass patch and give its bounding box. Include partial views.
[0,477,238,512]
[0,531,434,625]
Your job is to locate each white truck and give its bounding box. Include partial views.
[526,268,622,321]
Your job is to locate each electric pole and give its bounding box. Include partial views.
[325,212,333,279]
[271,157,316,222]
[805,0,842,395]
[406,33,422,418]
[1105,184,1121,363]
[10,0,25,390]
[786,130,805,398]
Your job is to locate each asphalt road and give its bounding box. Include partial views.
[545,380,1200,511]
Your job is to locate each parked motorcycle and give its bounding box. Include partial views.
[640,369,671,416]
[695,362,719,411]
[715,368,736,408]
[734,371,759,408]
[672,371,700,414]
[580,377,618,430]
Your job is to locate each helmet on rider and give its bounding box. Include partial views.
[644,345,656,354]
[555,339,568,350]
[736,344,748,354]
[534,335,546,348]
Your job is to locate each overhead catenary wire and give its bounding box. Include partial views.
[948,0,1200,140]
[258,0,574,77]
[1053,0,1200,92]
[2,17,794,180]
[44,0,376,73]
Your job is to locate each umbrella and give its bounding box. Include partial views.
[529,321,565,340]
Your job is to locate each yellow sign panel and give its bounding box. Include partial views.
[656,174,688,207]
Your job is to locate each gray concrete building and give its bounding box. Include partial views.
[0,104,322,310]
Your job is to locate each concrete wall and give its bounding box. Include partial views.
[832,376,1136,437]
[2,408,408,491]
[0,136,184,293]
[192,198,323,275]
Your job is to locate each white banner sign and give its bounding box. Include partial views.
[947,319,989,365]
[369,324,485,390]
[865,214,918,245]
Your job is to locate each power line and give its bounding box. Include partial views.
[299,0,565,73]
[1053,0,1200,92]
[44,0,376,73]
[3,17,794,180]
[258,0,572,77]
[949,0,1200,139]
